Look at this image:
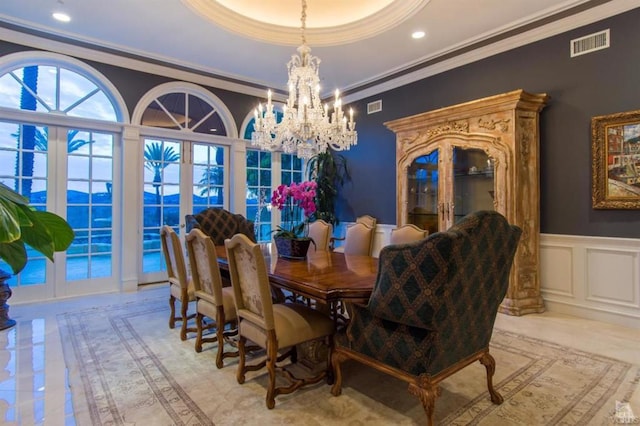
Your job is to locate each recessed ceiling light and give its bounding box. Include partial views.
[52,12,71,23]
[412,30,425,39]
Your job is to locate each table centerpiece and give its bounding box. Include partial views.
[271,181,317,259]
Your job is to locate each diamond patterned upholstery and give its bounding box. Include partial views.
[331,210,522,425]
[185,208,256,246]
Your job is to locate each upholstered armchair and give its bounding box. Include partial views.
[355,214,377,229]
[185,207,256,246]
[389,223,428,245]
[307,219,333,251]
[331,215,376,254]
[331,222,375,255]
[330,210,522,425]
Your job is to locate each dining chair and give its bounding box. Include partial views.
[185,228,239,368]
[389,224,428,245]
[160,225,196,341]
[332,222,375,256]
[307,219,333,251]
[224,234,335,409]
[185,207,256,245]
[356,214,377,229]
[331,211,522,425]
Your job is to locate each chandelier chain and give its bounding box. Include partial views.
[301,0,307,45]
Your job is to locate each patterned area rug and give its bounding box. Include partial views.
[58,296,639,425]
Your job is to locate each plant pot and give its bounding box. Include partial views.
[0,270,16,330]
[274,236,311,260]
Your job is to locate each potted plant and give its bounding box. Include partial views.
[0,182,74,329]
[270,181,317,259]
[306,151,350,226]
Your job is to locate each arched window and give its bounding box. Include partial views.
[0,51,126,121]
[132,82,238,281]
[0,51,126,298]
[133,82,236,137]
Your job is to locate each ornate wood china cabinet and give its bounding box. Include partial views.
[385,89,549,315]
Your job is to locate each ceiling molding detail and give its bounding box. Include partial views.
[181,0,430,46]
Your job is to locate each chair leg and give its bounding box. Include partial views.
[169,295,176,329]
[408,376,441,426]
[265,331,278,409]
[195,312,204,353]
[180,299,189,341]
[215,310,226,369]
[480,351,504,404]
[237,336,247,384]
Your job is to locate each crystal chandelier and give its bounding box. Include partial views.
[251,0,357,160]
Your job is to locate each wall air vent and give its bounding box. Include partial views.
[367,99,382,114]
[570,29,609,57]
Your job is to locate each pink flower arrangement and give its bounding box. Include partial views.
[271,181,317,239]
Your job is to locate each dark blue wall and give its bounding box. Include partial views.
[338,7,640,238]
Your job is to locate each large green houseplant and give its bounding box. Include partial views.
[306,151,350,227]
[0,182,74,329]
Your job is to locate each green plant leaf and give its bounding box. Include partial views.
[0,240,27,274]
[0,197,22,243]
[306,151,350,227]
[29,210,74,252]
[0,182,73,274]
[0,182,29,205]
[18,208,74,260]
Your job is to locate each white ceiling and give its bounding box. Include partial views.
[0,0,635,99]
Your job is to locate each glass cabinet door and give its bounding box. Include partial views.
[407,150,439,234]
[452,147,495,221]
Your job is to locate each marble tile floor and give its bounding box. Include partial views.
[0,284,638,425]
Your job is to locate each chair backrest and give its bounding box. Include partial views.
[185,228,224,305]
[160,225,189,291]
[390,224,428,245]
[342,222,374,256]
[367,210,521,374]
[185,207,256,246]
[356,215,377,229]
[307,220,333,251]
[224,234,275,331]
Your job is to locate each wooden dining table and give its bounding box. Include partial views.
[214,244,378,307]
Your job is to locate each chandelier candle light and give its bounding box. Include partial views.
[251,0,357,160]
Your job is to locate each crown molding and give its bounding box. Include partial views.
[0,0,637,104]
[0,26,270,99]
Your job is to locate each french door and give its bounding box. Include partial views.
[0,120,120,302]
[140,137,227,284]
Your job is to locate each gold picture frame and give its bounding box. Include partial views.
[592,109,640,209]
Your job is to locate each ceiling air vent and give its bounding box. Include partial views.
[570,29,609,57]
[367,99,382,114]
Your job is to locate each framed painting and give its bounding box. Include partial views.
[592,109,640,209]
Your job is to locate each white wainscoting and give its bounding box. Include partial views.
[335,224,640,329]
[540,233,640,329]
